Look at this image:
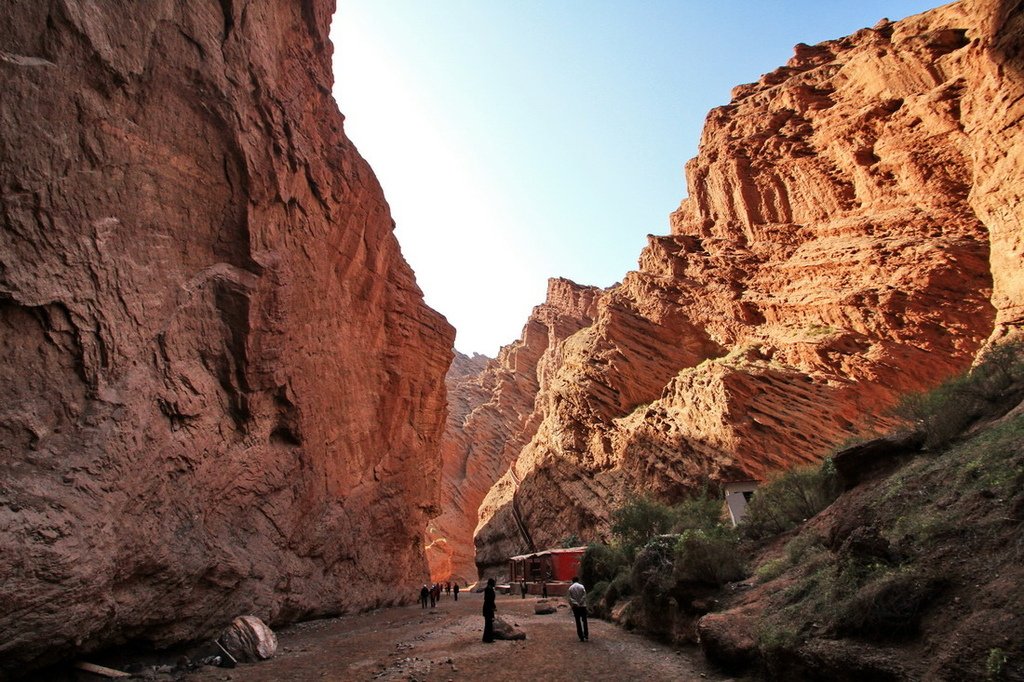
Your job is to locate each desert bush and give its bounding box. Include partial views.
[755,557,789,582]
[785,532,825,564]
[559,533,583,548]
[674,527,745,586]
[739,459,840,540]
[630,535,677,607]
[587,580,610,612]
[612,495,676,559]
[831,569,944,639]
[987,647,1008,680]
[895,340,1024,449]
[671,490,725,533]
[604,569,633,607]
[580,543,627,588]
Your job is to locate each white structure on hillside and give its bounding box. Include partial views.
[724,480,759,526]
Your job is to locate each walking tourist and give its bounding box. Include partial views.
[567,576,588,642]
[419,585,429,609]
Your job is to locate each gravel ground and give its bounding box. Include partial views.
[184,592,741,682]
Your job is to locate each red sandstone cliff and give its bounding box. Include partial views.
[0,0,453,675]
[470,0,1022,576]
[424,279,600,582]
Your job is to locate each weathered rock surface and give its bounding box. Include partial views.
[492,616,527,641]
[424,350,491,583]
[0,0,453,676]
[219,615,277,663]
[534,599,558,615]
[425,280,599,582]
[471,0,1022,575]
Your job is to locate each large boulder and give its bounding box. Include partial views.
[534,599,558,615]
[696,611,758,674]
[492,616,527,640]
[219,616,277,663]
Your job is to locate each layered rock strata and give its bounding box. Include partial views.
[0,0,453,676]
[471,0,1021,575]
[424,279,599,582]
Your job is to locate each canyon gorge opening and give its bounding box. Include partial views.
[1,0,1023,680]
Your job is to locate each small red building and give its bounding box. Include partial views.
[508,546,586,586]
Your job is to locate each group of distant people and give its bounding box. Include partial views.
[418,575,590,644]
[518,579,549,598]
[481,576,588,643]
[418,581,460,608]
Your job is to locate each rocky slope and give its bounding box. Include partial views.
[698,391,1024,680]
[469,0,1022,576]
[0,0,453,676]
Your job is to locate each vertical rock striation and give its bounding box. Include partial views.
[470,0,1022,576]
[0,0,453,675]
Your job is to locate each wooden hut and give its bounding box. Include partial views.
[508,546,586,594]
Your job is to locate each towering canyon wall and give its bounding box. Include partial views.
[467,0,1023,576]
[0,0,453,675]
[424,279,599,582]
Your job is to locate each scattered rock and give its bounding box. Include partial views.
[492,617,527,640]
[535,599,558,615]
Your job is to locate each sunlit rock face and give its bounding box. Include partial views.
[425,280,600,582]
[0,0,453,675]
[472,0,1023,576]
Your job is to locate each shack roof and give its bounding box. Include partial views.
[509,546,587,561]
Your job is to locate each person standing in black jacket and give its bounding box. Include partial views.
[482,578,496,643]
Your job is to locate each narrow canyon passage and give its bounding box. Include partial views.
[184,593,739,682]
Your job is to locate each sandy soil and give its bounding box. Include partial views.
[184,592,740,682]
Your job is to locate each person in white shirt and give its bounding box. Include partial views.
[567,577,589,641]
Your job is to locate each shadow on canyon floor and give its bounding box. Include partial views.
[28,593,742,682]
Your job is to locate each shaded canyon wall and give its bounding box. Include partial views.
[0,0,453,675]
[462,0,1022,577]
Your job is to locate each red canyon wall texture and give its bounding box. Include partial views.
[470,0,1023,575]
[0,0,453,675]
[424,280,600,582]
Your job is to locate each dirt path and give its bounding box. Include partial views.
[186,593,740,682]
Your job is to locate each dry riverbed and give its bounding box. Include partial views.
[180,592,739,682]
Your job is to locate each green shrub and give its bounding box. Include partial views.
[612,495,676,559]
[630,535,677,607]
[580,543,627,588]
[755,557,788,582]
[672,491,725,533]
[785,532,825,564]
[604,569,633,607]
[587,580,610,611]
[894,340,1024,449]
[674,527,746,586]
[559,533,583,548]
[831,569,944,639]
[740,459,841,540]
[987,647,1008,680]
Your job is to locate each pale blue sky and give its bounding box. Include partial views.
[332,1,941,355]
